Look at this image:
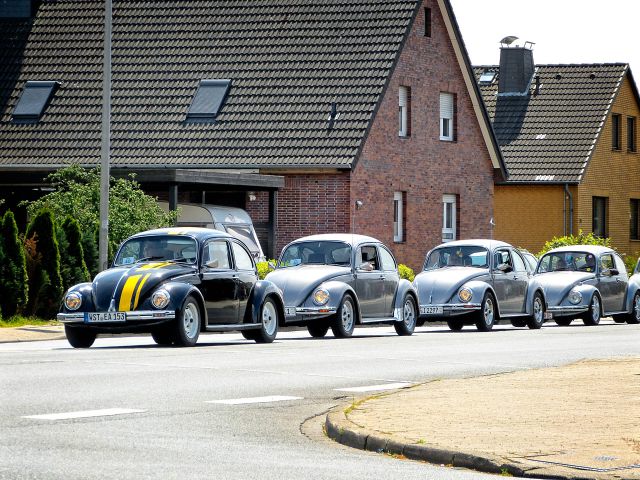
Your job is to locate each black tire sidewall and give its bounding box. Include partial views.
[64,325,96,348]
[475,292,495,331]
[527,293,545,329]
[255,297,278,343]
[331,295,355,338]
[307,321,330,338]
[394,295,416,336]
[174,295,201,347]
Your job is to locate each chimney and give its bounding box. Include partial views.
[498,42,535,96]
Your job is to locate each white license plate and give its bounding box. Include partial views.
[285,307,297,317]
[544,312,553,320]
[420,306,443,315]
[84,312,126,323]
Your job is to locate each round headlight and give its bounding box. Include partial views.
[64,292,82,311]
[313,289,330,306]
[458,287,473,303]
[151,289,171,309]
[568,289,582,305]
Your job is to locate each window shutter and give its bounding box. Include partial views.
[399,87,408,107]
[440,92,453,119]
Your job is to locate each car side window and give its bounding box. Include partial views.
[493,249,512,270]
[511,250,527,272]
[614,254,627,276]
[600,254,615,272]
[231,242,254,271]
[358,245,381,271]
[202,240,231,269]
[379,246,397,272]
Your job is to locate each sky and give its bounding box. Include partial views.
[449,0,640,75]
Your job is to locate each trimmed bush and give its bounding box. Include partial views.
[537,231,612,258]
[25,209,63,319]
[257,259,276,280]
[59,217,90,290]
[398,264,415,282]
[0,211,28,317]
[81,226,99,278]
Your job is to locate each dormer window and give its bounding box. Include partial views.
[13,81,60,124]
[186,79,231,123]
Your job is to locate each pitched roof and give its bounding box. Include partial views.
[474,63,629,183]
[0,0,421,170]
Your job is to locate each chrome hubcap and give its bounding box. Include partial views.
[403,299,416,328]
[592,297,600,322]
[262,301,277,336]
[634,295,640,320]
[534,297,543,323]
[341,300,354,331]
[182,303,199,339]
[484,298,494,325]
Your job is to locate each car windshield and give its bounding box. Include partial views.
[536,251,596,273]
[114,235,198,266]
[424,245,489,270]
[278,241,352,268]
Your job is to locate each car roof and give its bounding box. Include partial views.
[543,245,615,256]
[431,239,512,250]
[286,233,381,247]
[128,227,231,242]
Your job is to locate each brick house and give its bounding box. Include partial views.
[475,44,640,257]
[0,0,504,270]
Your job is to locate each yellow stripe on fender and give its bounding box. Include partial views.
[119,275,142,312]
[133,273,151,310]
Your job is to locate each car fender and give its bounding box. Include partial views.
[247,280,285,326]
[151,281,207,323]
[569,284,599,310]
[314,280,359,321]
[524,278,546,315]
[391,279,418,321]
[61,283,94,312]
[460,279,497,314]
[624,277,640,312]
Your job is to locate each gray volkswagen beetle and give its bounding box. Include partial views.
[535,245,640,326]
[413,239,546,331]
[265,234,419,338]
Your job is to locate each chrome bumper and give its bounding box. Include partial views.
[419,303,481,317]
[295,307,337,315]
[56,311,176,323]
[547,305,587,316]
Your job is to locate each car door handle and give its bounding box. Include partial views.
[513,275,518,280]
[379,275,386,280]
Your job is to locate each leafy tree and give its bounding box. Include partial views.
[59,217,90,291]
[537,231,612,258]
[25,209,63,319]
[23,164,177,264]
[0,210,28,317]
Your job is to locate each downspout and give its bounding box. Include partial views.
[563,185,566,236]
[564,184,573,235]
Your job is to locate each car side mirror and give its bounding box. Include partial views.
[268,261,276,270]
[496,263,512,273]
[603,268,619,276]
[358,262,374,272]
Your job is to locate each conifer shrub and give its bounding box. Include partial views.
[0,211,28,317]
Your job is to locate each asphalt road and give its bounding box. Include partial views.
[1,320,639,480]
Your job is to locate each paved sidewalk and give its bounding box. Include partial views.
[326,358,640,480]
[0,324,65,343]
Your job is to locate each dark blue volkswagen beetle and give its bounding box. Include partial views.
[57,227,284,348]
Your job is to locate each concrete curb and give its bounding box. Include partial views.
[325,409,628,480]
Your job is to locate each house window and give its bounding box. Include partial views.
[399,86,410,137]
[440,92,454,141]
[612,114,622,150]
[424,8,431,37]
[628,116,637,152]
[393,192,404,242]
[442,194,457,242]
[186,79,231,123]
[592,196,608,238]
[631,199,640,240]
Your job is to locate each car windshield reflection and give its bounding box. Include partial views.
[424,246,489,270]
[114,235,198,266]
[278,241,352,268]
[536,251,596,273]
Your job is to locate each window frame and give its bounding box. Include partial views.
[393,191,404,243]
[612,113,622,150]
[424,7,431,37]
[442,194,457,243]
[628,116,637,152]
[631,199,640,240]
[398,86,410,137]
[439,92,455,141]
[592,196,608,238]
[230,241,255,271]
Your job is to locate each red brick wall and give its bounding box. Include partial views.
[245,191,269,223]
[351,0,495,271]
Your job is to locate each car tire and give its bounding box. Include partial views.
[151,326,175,346]
[254,297,278,343]
[174,295,201,347]
[475,292,496,332]
[65,325,96,348]
[510,319,527,328]
[628,292,640,324]
[555,317,573,326]
[581,294,601,326]
[331,294,356,338]
[307,321,330,338]
[416,319,426,327]
[447,319,464,331]
[241,330,257,341]
[527,292,545,329]
[394,295,417,336]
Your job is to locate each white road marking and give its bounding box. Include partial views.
[22,408,146,421]
[206,395,303,405]
[334,382,414,393]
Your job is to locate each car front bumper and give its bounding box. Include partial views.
[546,305,588,317]
[57,310,176,324]
[418,303,482,318]
[284,306,338,321]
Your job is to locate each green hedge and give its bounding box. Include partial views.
[0,211,28,317]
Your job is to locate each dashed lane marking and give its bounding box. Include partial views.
[22,408,146,421]
[205,395,303,405]
[334,382,414,393]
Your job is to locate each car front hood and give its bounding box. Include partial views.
[535,271,595,305]
[92,262,195,311]
[266,265,351,306]
[414,267,488,304]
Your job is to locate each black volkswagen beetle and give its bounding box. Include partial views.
[265,234,419,338]
[57,228,284,348]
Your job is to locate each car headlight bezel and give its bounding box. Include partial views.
[151,289,171,309]
[312,288,330,306]
[458,287,473,303]
[568,289,582,305]
[64,291,83,311]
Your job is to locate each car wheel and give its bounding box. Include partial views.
[307,321,330,338]
[527,292,545,329]
[64,325,96,348]
[582,294,601,326]
[151,326,175,346]
[475,292,496,332]
[510,318,527,328]
[254,297,279,343]
[331,294,355,338]
[394,295,417,336]
[555,317,573,326]
[174,295,201,347]
[628,292,640,324]
[241,330,257,341]
[447,319,464,331]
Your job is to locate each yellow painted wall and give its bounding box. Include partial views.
[576,75,640,258]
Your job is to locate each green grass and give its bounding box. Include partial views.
[0,315,59,328]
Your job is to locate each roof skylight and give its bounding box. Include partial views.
[13,81,60,123]
[186,79,231,123]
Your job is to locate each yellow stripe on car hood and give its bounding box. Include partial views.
[133,273,151,310]
[137,262,173,270]
[119,275,142,311]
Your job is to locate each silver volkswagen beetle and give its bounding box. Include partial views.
[265,234,419,338]
[535,245,640,326]
[413,239,545,331]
